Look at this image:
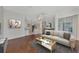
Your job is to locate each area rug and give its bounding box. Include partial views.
[32,40,76,53]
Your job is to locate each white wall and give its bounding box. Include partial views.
[76,15,79,40]
[25,7,79,40]
[3,9,26,40]
[2,6,79,40]
[0,6,4,38]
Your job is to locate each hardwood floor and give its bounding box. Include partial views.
[6,34,77,53]
[6,34,40,53]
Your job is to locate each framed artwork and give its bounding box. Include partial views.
[8,19,21,29]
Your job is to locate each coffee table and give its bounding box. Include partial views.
[36,35,56,52]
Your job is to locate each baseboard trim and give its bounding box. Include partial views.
[8,34,39,40]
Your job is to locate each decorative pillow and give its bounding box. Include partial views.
[57,32,64,38]
[63,33,71,40]
[52,31,57,36]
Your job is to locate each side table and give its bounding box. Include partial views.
[70,40,76,52]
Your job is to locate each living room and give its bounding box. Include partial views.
[0,6,79,53]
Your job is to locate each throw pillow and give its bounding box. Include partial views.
[63,33,71,40]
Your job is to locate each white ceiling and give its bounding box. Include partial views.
[3,6,79,16]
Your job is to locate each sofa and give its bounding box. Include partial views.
[44,30,76,49]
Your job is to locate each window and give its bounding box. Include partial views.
[58,16,73,33]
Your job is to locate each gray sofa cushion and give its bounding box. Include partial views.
[63,33,71,40]
[52,36,70,46]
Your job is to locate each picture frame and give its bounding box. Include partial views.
[8,19,21,29]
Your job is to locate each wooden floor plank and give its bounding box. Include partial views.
[6,34,40,53]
